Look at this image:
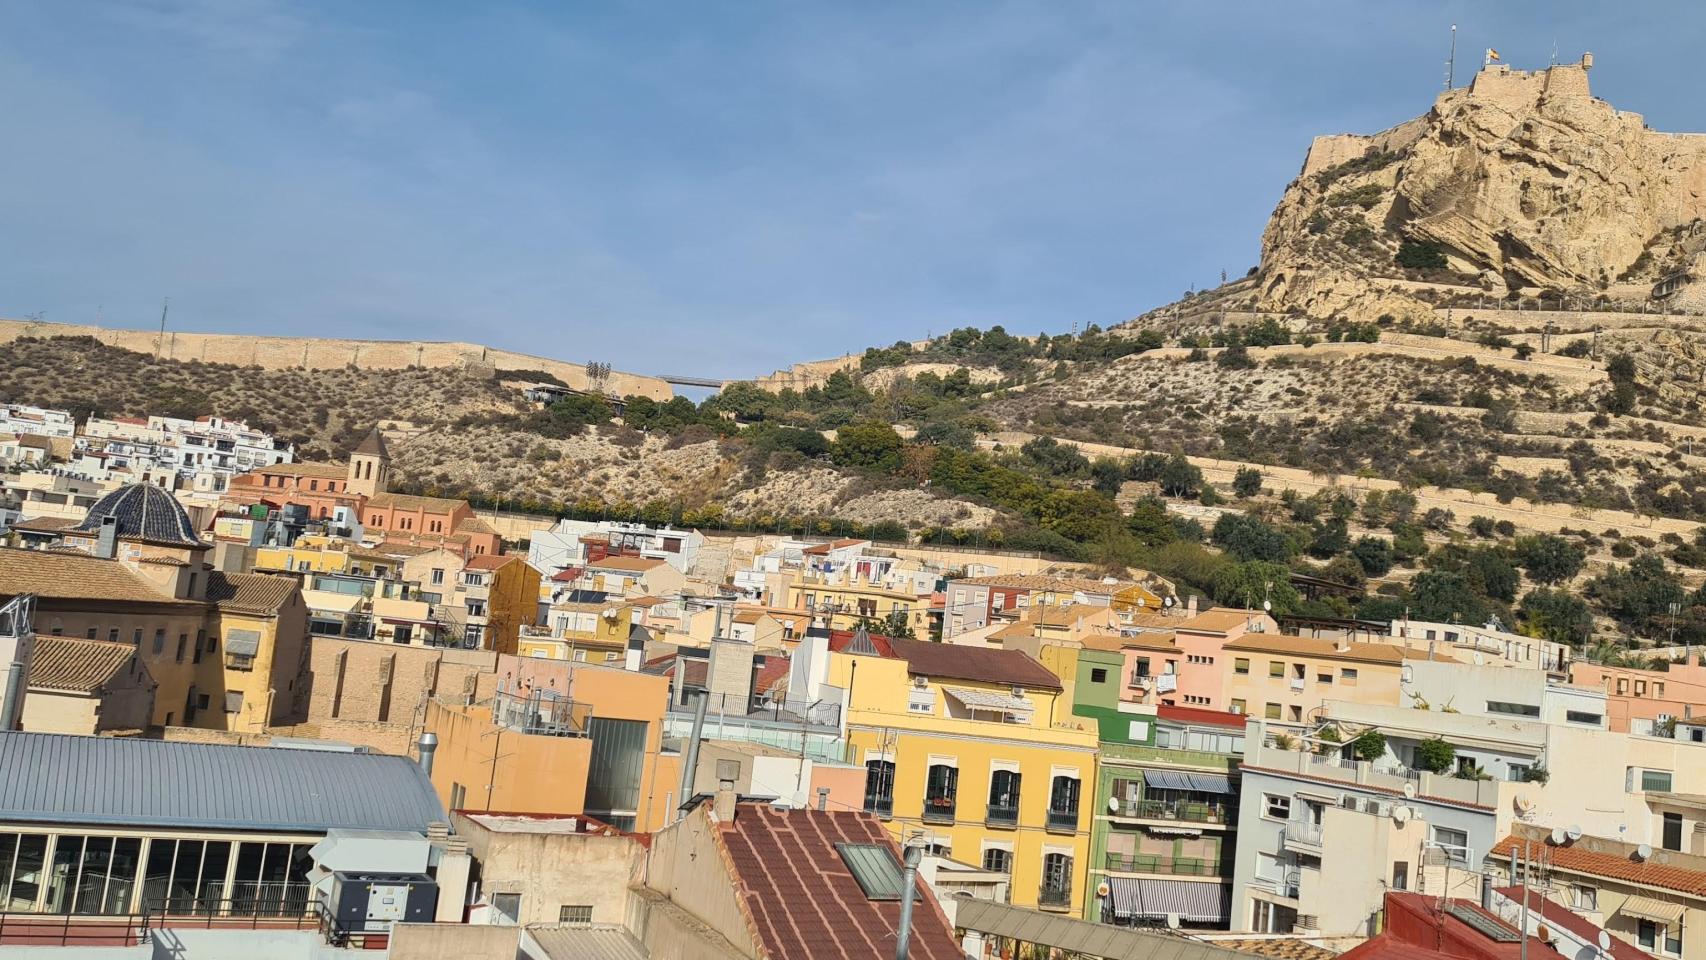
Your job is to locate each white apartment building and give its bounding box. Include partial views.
[0,404,75,439]
[527,519,704,576]
[76,414,292,491]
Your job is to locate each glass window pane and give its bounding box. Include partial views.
[199,841,231,912]
[259,843,291,883]
[142,839,176,914]
[0,834,17,909]
[233,842,266,913]
[73,836,113,914]
[104,838,141,916]
[9,835,48,912]
[168,840,203,913]
[46,835,84,914]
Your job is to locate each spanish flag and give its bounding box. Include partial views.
[1486,48,1501,62]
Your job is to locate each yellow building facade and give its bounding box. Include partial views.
[518,602,631,664]
[1219,634,1444,733]
[789,574,932,635]
[829,639,1097,913]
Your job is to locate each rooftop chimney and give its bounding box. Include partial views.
[1186,595,1199,617]
[713,758,739,821]
[1335,637,1351,653]
[95,515,118,560]
[417,731,438,778]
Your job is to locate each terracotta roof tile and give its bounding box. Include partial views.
[463,554,513,571]
[888,637,1062,691]
[1488,835,1706,898]
[716,804,961,960]
[1178,608,1270,634]
[367,492,467,514]
[205,572,297,615]
[251,462,346,479]
[1222,633,1456,665]
[0,549,183,606]
[589,555,667,573]
[27,636,140,693]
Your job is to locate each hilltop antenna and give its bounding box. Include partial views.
[1445,24,1457,89]
[156,297,170,358]
[1550,37,1558,66]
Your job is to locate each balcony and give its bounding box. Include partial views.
[864,797,893,819]
[1110,798,1232,825]
[1282,819,1324,853]
[1046,810,1078,833]
[1104,853,1222,877]
[1038,887,1071,911]
[922,797,957,825]
[492,689,592,737]
[985,805,1019,828]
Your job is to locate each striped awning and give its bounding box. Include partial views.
[1141,770,1233,794]
[1142,770,1193,790]
[1620,895,1685,924]
[1107,878,1229,922]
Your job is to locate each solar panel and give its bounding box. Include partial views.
[1445,903,1521,942]
[836,843,905,900]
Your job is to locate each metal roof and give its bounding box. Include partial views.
[0,731,444,834]
[953,897,1250,960]
[524,924,647,960]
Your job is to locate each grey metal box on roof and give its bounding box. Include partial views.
[0,731,444,834]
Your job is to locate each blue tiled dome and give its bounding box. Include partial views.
[74,483,202,548]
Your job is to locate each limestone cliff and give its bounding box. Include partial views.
[1252,56,1706,320]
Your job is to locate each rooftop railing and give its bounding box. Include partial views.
[493,689,593,737]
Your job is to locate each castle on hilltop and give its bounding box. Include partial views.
[1465,52,1594,108]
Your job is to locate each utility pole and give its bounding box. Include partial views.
[1519,840,1530,960]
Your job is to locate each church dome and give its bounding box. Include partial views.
[74,483,202,548]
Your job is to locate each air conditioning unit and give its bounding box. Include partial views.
[1011,687,1025,698]
[913,677,928,689]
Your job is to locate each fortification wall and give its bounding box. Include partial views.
[0,319,674,400]
[748,338,933,393]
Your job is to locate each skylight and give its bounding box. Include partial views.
[835,843,905,900]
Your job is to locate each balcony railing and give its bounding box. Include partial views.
[985,805,1019,828]
[864,796,893,818]
[492,690,592,737]
[1283,819,1324,847]
[1046,809,1078,832]
[1038,887,1071,910]
[922,797,956,824]
[1104,853,1222,877]
[672,691,843,729]
[1110,798,1232,824]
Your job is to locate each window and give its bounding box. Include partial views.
[1269,661,1285,678]
[1571,885,1597,911]
[108,629,119,642]
[1040,853,1073,907]
[132,628,143,646]
[152,629,165,654]
[1639,920,1657,950]
[1264,795,1291,820]
[1664,812,1684,851]
[174,634,187,663]
[1047,775,1080,832]
[1640,770,1674,793]
[196,694,211,710]
[1317,672,1333,684]
[1229,698,1246,714]
[1090,668,1108,684]
[982,847,1012,873]
[987,770,1020,825]
[1391,862,1408,891]
[863,760,895,817]
[1340,668,1358,684]
[1431,826,1468,863]
[1566,710,1602,726]
[924,764,959,822]
[558,905,593,925]
[1486,701,1540,717]
[463,573,485,587]
[491,893,521,926]
[1637,681,1648,696]
[224,691,244,714]
[1668,925,1682,955]
[1264,703,1281,720]
[431,568,445,585]
[1234,658,1250,675]
[836,843,906,900]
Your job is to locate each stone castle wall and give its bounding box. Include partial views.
[0,319,674,401]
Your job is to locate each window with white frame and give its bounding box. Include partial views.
[1263,795,1291,820]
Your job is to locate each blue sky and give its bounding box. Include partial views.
[3,2,1703,380]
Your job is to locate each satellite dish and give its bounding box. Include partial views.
[1263,600,1272,612]
[1403,782,1418,798]
[1567,825,1583,843]
[1164,596,1176,608]
[1635,843,1653,861]
[1096,881,1111,898]
[1514,795,1535,815]
[1392,806,1412,825]
[1599,931,1614,951]
[1551,827,1568,846]
[1166,913,1181,929]
[1108,797,1121,813]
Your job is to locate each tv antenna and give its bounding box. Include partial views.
[1445,23,1457,89]
[156,297,170,358]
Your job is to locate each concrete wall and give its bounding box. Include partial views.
[0,318,673,400]
[451,811,641,927]
[641,806,759,957]
[388,923,520,960]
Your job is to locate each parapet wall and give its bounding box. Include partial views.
[0,319,674,400]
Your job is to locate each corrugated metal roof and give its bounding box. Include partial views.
[524,924,647,960]
[955,897,1248,960]
[0,731,444,834]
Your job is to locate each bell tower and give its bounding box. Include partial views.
[346,427,390,498]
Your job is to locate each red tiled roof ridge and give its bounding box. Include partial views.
[705,806,771,958]
[1487,834,1706,898]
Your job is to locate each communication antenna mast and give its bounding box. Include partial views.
[1445,24,1458,89]
[156,297,170,358]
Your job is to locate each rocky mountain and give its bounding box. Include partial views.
[1199,56,1706,322]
